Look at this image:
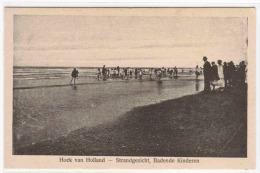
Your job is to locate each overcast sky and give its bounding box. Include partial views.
[14,15,248,67]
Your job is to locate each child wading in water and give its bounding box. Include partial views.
[149,68,153,80]
[70,68,79,86]
[139,69,143,80]
[97,68,101,81]
[157,68,162,81]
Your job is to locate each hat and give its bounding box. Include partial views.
[203,56,207,60]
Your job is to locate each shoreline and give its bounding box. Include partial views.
[15,87,247,157]
[13,76,204,90]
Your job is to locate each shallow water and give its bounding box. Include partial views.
[13,67,204,150]
[13,66,200,88]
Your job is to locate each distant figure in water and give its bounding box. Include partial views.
[70,68,79,86]
[124,68,128,80]
[195,71,200,80]
[203,56,211,92]
[149,68,153,80]
[195,65,200,79]
[174,66,178,77]
[97,68,101,81]
[139,69,143,80]
[135,68,138,79]
[102,65,106,80]
[117,66,120,77]
[157,68,162,81]
[130,69,133,78]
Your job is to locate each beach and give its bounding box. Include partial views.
[15,85,247,157]
[13,67,205,153]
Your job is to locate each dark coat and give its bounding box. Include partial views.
[223,64,229,80]
[71,70,78,78]
[211,65,219,81]
[239,64,246,79]
[229,64,236,80]
[203,61,211,82]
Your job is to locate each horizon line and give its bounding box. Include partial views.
[13,65,200,69]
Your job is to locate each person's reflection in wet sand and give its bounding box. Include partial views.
[195,79,200,91]
[157,81,163,95]
[73,86,78,90]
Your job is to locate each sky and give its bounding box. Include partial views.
[14,15,248,68]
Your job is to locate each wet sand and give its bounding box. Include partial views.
[16,86,247,157]
[13,77,204,151]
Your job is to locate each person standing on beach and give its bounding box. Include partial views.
[157,68,162,81]
[102,65,106,80]
[239,61,246,85]
[149,68,153,80]
[228,61,236,87]
[97,68,101,81]
[107,68,110,79]
[210,62,219,91]
[169,69,173,77]
[139,69,143,80]
[154,68,158,78]
[174,66,178,77]
[195,65,200,80]
[117,66,120,78]
[124,68,128,80]
[70,68,79,86]
[203,56,211,92]
[223,62,229,88]
[217,60,224,89]
[130,69,133,78]
[135,68,138,79]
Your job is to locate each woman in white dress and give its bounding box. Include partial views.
[217,60,225,88]
[139,69,143,80]
[149,68,153,80]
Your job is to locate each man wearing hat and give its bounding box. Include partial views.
[203,56,211,92]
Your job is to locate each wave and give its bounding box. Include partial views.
[14,77,63,80]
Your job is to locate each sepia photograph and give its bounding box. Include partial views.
[4,7,256,169]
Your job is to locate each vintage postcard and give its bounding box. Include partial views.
[4,8,256,169]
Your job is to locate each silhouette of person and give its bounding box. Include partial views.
[223,62,229,88]
[239,61,246,84]
[228,61,236,87]
[70,68,78,86]
[102,65,106,80]
[174,66,178,77]
[203,56,211,92]
[210,61,219,91]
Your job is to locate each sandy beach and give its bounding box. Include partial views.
[15,86,247,157]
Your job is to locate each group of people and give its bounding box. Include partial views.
[69,58,247,88]
[97,65,179,81]
[97,66,144,80]
[203,56,247,92]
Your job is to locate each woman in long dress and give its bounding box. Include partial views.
[217,60,225,88]
[210,62,219,91]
